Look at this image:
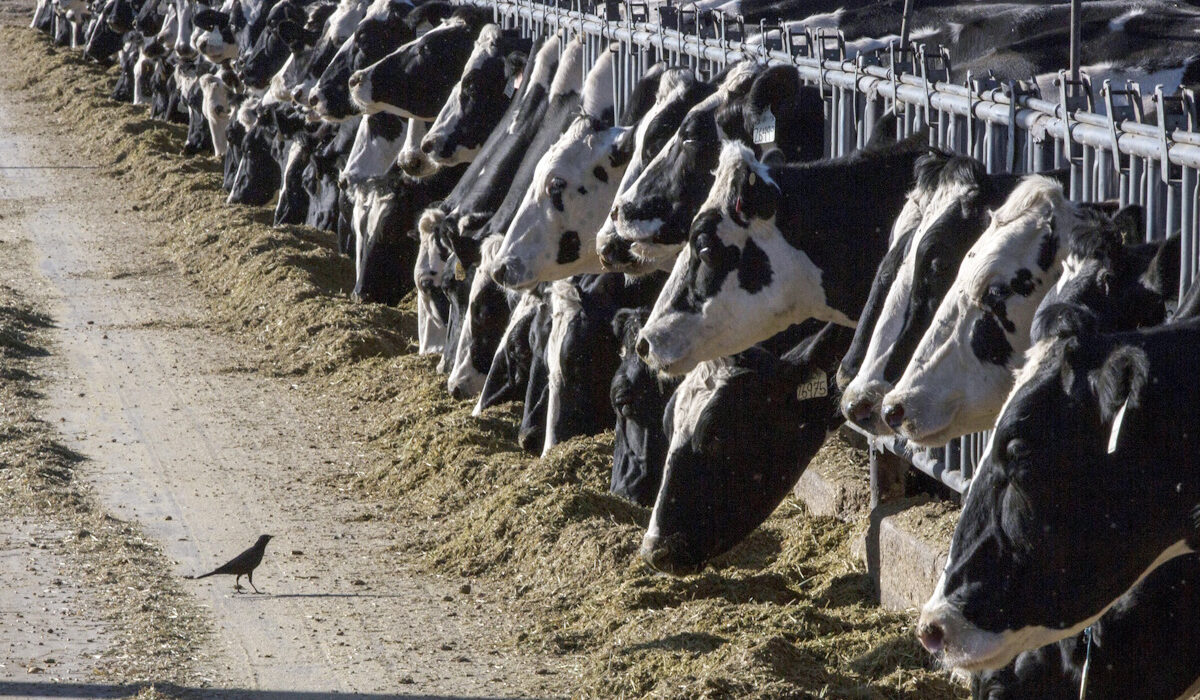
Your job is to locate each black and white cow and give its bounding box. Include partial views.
[227,99,282,205]
[199,72,236,157]
[879,178,1131,446]
[308,0,446,121]
[1032,216,1178,344]
[542,271,664,456]
[419,24,531,168]
[604,62,825,275]
[473,290,543,417]
[640,320,852,574]
[609,303,678,507]
[192,6,239,65]
[591,66,712,267]
[916,316,1200,671]
[347,6,491,120]
[839,153,1030,435]
[973,553,1200,700]
[490,53,679,288]
[447,236,514,399]
[637,134,927,376]
[237,0,312,91]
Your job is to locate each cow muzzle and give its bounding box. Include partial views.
[638,532,703,576]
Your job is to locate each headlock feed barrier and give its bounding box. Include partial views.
[462,0,1200,495]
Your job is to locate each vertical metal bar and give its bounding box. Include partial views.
[1070,0,1081,83]
[1182,166,1196,294]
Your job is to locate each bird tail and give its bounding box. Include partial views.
[186,571,217,579]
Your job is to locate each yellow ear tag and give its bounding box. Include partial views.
[454,261,466,281]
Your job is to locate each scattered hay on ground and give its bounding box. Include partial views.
[0,283,210,693]
[0,26,966,698]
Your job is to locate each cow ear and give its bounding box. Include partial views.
[1091,344,1149,452]
[503,51,527,80]
[609,127,635,168]
[1111,205,1144,246]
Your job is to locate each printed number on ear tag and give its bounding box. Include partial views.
[753,106,776,145]
[796,368,828,401]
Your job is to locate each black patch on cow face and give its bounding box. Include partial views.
[622,107,721,245]
[576,186,587,195]
[669,212,739,313]
[969,312,1013,365]
[592,165,608,182]
[737,238,772,293]
[981,283,1017,333]
[556,230,580,264]
[1010,268,1035,296]
[366,22,479,118]
[548,177,566,213]
[1037,232,1059,272]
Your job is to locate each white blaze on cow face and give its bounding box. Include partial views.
[342,114,406,185]
[173,0,198,59]
[841,176,972,434]
[448,236,503,399]
[541,279,582,457]
[880,176,1082,447]
[397,117,436,178]
[414,209,452,354]
[638,143,840,377]
[493,52,622,288]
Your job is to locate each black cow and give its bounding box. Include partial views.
[237,0,311,90]
[609,304,679,507]
[347,6,491,120]
[640,320,852,574]
[310,0,455,121]
[973,554,1200,700]
[917,317,1200,671]
[606,62,825,275]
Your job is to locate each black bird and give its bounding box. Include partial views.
[186,535,273,593]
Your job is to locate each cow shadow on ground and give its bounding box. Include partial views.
[811,571,875,609]
[708,528,786,570]
[0,681,527,699]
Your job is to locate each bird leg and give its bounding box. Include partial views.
[248,572,260,594]
[234,574,244,593]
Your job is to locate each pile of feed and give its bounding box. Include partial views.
[0,26,965,698]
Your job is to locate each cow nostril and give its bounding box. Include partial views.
[609,206,618,222]
[635,337,650,360]
[883,403,905,430]
[848,399,874,425]
[308,92,320,107]
[420,140,434,154]
[917,621,945,653]
[348,72,361,88]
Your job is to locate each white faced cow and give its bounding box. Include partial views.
[879,176,1102,447]
[637,137,925,376]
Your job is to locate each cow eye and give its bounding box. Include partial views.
[930,257,947,273]
[1005,438,1030,462]
[546,176,566,196]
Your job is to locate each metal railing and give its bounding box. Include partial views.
[466,0,1200,493]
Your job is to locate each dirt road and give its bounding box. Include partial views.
[0,87,569,697]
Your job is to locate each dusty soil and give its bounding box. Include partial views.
[0,17,968,700]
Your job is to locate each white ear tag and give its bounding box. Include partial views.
[1107,398,1129,454]
[796,368,828,401]
[753,105,776,145]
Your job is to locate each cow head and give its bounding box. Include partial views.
[606,64,759,275]
[880,177,1092,446]
[916,329,1200,671]
[640,322,849,574]
[238,0,311,90]
[420,24,529,166]
[448,236,513,400]
[841,154,1010,435]
[309,0,420,121]
[348,9,486,119]
[637,143,833,376]
[491,116,626,289]
[1032,206,1169,343]
[595,66,713,272]
[193,7,238,64]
